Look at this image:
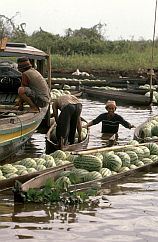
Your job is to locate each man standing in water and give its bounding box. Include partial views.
[83,100,135,145]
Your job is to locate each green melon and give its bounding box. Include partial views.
[99,168,112,177]
[142,158,153,164]
[83,171,102,182]
[55,176,71,190]
[119,166,130,172]
[146,143,158,155]
[103,154,122,172]
[115,152,131,167]
[73,155,102,172]
[50,150,67,160]
[125,151,138,165]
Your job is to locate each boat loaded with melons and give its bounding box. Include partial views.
[134,115,158,142]
[13,140,158,203]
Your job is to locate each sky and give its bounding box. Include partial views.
[1,0,158,40]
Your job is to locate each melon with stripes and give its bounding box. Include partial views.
[73,155,102,172]
[125,151,138,165]
[127,147,144,160]
[115,152,131,167]
[83,171,102,182]
[142,158,153,164]
[50,150,67,160]
[68,168,89,184]
[55,176,71,190]
[119,166,130,172]
[103,154,122,172]
[140,146,150,158]
[99,168,112,177]
[146,143,158,155]
[149,155,158,162]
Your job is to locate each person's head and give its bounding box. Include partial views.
[17,56,32,72]
[105,100,117,112]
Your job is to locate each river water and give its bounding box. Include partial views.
[1,97,158,242]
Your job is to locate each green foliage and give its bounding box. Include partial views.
[14,177,98,205]
[2,14,158,72]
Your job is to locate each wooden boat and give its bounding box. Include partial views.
[83,86,153,106]
[0,40,51,162]
[45,117,90,153]
[13,141,158,199]
[0,104,49,162]
[0,163,74,190]
[134,115,158,143]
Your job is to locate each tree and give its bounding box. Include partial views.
[0,13,28,41]
[65,23,107,40]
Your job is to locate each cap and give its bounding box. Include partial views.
[17,56,32,71]
[105,100,117,109]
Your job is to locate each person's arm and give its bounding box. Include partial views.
[118,114,135,129]
[21,73,29,87]
[82,114,104,129]
[77,117,82,142]
[52,101,59,123]
[82,120,93,128]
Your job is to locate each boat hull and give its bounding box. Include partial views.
[0,105,48,162]
[83,87,152,106]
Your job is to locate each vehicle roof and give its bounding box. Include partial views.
[0,42,48,60]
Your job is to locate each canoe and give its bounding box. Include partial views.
[83,87,153,106]
[0,163,74,191]
[0,104,49,163]
[0,41,50,162]
[134,115,158,143]
[45,117,90,153]
[13,141,158,201]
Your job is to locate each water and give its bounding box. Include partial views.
[1,97,158,242]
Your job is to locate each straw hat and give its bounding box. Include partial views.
[105,100,117,109]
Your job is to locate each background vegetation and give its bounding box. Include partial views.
[1,14,158,73]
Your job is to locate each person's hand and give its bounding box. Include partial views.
[130,124,135,129]
[82,124,88,129]
[78,136,82,143]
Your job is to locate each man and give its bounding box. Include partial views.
[52,94,82,149]
[17,57,50,112]
[83,100,135,144]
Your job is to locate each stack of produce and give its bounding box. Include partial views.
[52,141,158,188]
[139,116,158,140]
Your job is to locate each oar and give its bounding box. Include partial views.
[73,141,158,155]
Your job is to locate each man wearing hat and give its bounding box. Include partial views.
[17,57,50,112]
[83,100,135,144]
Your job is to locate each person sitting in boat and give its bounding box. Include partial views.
[52,94,82,149]
[16,57,50,112]
[82,100,135,144]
